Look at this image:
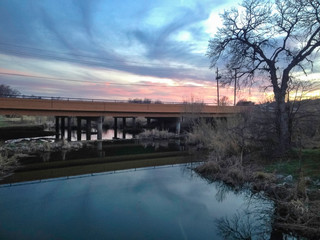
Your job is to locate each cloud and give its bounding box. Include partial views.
[0,0,214,79]
[0,0,267,102]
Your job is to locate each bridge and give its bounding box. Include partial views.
[0,96,248,140]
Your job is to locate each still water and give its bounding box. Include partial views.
[65,129,133,141]
[0,165,271,239]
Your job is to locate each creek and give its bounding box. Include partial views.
[0,140,288,239]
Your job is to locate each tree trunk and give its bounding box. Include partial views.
[274,88,291,155]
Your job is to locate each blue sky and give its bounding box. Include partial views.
[0,0,270,102]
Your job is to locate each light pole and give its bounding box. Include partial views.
[216,68,221,106]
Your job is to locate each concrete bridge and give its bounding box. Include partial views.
[0,96,248,140]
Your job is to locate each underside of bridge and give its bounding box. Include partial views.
[54,116,183,141]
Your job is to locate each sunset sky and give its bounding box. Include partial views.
[0,0,318,103]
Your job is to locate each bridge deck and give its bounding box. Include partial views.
[0,97,246,117]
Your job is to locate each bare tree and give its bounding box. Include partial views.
[220,96,231,106]
[207,0,320,154]
[0,84,20,97]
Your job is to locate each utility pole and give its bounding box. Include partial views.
[216,68,221,106]
[233,68,238,106]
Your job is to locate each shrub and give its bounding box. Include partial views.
[138,129,175,139]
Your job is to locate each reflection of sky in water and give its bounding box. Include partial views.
[0,165,269,239]
[65,129,133,141]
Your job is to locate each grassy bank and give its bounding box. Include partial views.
[265,148,320,180]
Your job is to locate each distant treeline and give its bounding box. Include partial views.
[128,98,163,104]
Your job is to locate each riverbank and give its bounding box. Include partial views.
[194,150,320,239]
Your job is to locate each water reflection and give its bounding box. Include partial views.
[216,209,271,240]
[213,184,273,240]
[212,182,302,240]
[41,152,51,162]
[0,164,273,240]
[64,129,133,141]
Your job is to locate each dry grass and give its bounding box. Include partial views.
[0,151,19,177]
[186,116,252,160]
[138,129,176,139]
[195,155,262,187]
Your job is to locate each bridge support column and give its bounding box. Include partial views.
[132,117,136,129]
[147,118,151,128]
[176,118,181,134]
[67,117,72,141]
[97,116,103,140]
[55,117,60,141]
[61,117,65,139]
[55,116,60,140]
[113,117,118,139]
[77,117,82,141]
[122,117,126,139]
[122,117,126,129]
[86,118,91,140]
[160,119,164,131]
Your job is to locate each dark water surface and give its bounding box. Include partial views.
[0,167,271,240]
[0,142,272,240]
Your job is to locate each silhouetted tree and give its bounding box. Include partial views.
[0,84,20,97]
[220,96,231,106]
[207,0,320,154]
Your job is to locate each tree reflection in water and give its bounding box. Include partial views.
[213,182,294,240]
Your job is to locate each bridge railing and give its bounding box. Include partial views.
[0,94,217,105]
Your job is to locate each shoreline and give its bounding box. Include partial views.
[194,156,320,239]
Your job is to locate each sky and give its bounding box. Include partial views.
[0,0,306,103]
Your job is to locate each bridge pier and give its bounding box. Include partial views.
[176,118,181,134]
[132,117,136,129]
[77,117,82,141]
[113,117,118,139]
[122,117,126,129]
[55,116,103,141]
[122,117,126,139]
[97,116,103,140]
[86,118,92,140]
[67,117,72,141]
[55,116,60,140]
[61,117,65,139]
[146,118,150,128]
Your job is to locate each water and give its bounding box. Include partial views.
[0,142,275,239]
[4,129,132,144]
[0,166,272,239]
[64,129,133,141]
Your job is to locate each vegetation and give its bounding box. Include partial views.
[128,98,163,104]
[0,151,18,178]
[128,98,151,104]
[266,149,320,180]
[138,129,176,140]
[190,98,320,238]
[207,0,320,154]
[0,84,20,97]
